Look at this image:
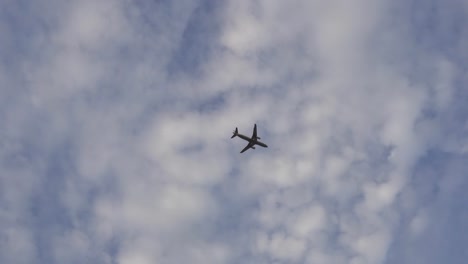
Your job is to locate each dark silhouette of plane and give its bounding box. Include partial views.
[231,124,268,153]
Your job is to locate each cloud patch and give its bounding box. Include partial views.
[1,0,467,263]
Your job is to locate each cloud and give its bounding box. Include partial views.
[1,0,467,263]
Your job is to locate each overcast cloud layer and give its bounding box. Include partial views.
[1,0,467,263]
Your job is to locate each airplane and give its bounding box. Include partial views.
[231,124,268,153]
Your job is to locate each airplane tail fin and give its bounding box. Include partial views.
[231,127,238,138]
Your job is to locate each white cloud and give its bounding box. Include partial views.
[256,230,306,262]
[409,210,428,237]
[1,0,467,263]
[0,227,37,264]
[289,204,326,238]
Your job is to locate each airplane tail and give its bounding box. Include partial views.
[231,127,238,138]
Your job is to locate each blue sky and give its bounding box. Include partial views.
[1,0,467,263]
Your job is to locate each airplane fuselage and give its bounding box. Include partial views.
[236,133,268,148]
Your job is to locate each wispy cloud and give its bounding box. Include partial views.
[1,0,467,263]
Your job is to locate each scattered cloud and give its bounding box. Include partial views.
[1,0,467,263]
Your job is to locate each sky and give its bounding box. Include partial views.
[0,0,467,263]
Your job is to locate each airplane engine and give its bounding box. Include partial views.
[251,146,256,149]
[256,137,261,139]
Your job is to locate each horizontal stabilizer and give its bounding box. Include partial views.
[231,127,238,138]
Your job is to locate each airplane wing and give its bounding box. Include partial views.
[251,124,257,139]
[240,142,254,153]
